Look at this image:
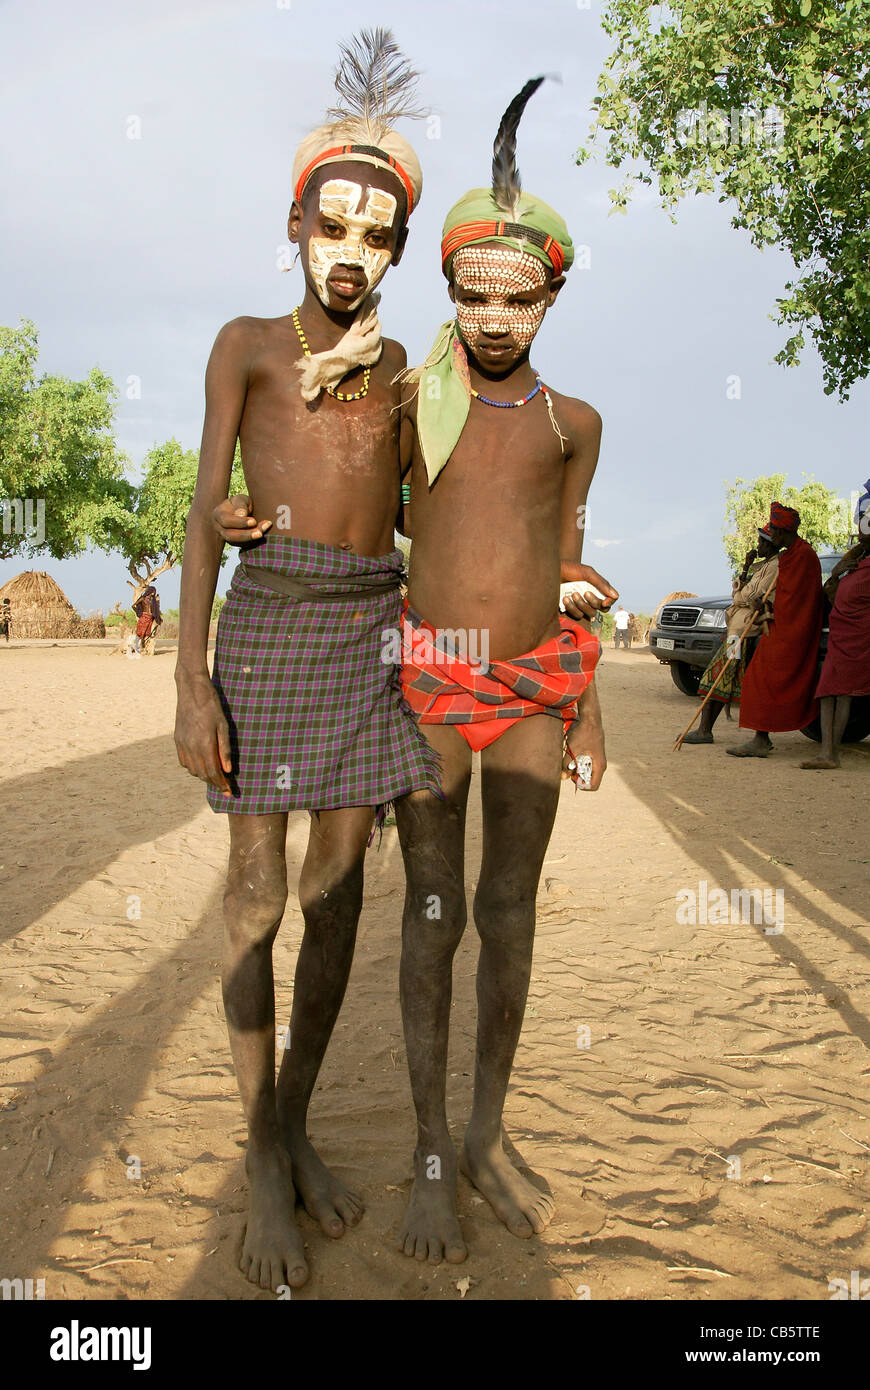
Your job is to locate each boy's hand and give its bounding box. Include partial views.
[560,561,618,619]
[212,494,272,545]
[563,679,606,791]
[563,711,607,791]
[174,672,234,795]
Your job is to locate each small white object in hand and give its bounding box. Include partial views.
[559,581,609,612]
[568,755,593,789]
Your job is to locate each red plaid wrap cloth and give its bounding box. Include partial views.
[401,602,600,752]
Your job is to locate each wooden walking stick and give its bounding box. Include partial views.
[673,571,778,751]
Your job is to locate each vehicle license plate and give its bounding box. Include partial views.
[657,638,675,651]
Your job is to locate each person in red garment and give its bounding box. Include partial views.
[131,585,161,656]
[728,502,823,758]
[801,496,870,770]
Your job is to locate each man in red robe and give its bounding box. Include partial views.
[728,502,823,758]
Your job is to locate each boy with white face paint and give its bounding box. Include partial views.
[173,30,438,1295]
[393,78,617,1265]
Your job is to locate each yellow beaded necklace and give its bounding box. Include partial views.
[291,307,371,402]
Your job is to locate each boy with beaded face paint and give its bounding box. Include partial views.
[173,30,439,1294]
[392,78,616,1264]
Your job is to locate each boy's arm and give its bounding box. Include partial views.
[174,321,250,792]
[557,402,618,619]
[396,381,415,538]
[560,401,609,790]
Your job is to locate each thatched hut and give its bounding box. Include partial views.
[0,571,106,639]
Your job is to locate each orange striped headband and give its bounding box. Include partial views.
[441,220,565,277]
[294,145,417,218]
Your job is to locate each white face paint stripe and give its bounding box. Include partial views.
[307,179,399,310]
[319,181,398,225]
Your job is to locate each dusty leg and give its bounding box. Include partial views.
[700,700,724,737]
[833,694,852,753]
[801,694,849,769]
[682,699,725,744]
[461,714,562,1238]
[222,813,308,1291]
[276,805,374,1237]
[394,724,472,1264]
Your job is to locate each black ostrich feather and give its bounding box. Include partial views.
[491,75,549,219]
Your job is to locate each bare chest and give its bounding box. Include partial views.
[241,344,399,478]
[415,402,565,519]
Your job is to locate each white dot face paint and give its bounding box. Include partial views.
[453,247,549,353]
[307,179,399,310]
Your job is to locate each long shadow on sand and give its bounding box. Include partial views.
[614,672,870,1049]
[4,738,572,1299]
[0,735,202,943]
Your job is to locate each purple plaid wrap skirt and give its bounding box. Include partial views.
[207,535,441,815]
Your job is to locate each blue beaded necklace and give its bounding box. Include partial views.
[470,371,544,408]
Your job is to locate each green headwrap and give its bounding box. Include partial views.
[411,188,573,486]
[440,187,574,278]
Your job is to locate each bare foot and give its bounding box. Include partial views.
[284,1130,364,1238]
[799,756,840,770]
[397,1145,467,1265]
[461,1137,554,1238]
[727,737,773,758]
[240,1146,308,1292]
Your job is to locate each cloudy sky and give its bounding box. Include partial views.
[1,0,867,614]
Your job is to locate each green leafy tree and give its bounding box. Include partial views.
[579,1,870,398]
[117,437,246,605]
[0,319,132,559]
[723,472,852,568]
[2,319,254,608]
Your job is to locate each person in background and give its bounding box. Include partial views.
[800,496,870,769]
[728,502,823,759]
[131,585,162,656]
[613,605,630,649]
[682,525,780,745]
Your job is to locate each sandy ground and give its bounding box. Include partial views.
[0,639,868,1302]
